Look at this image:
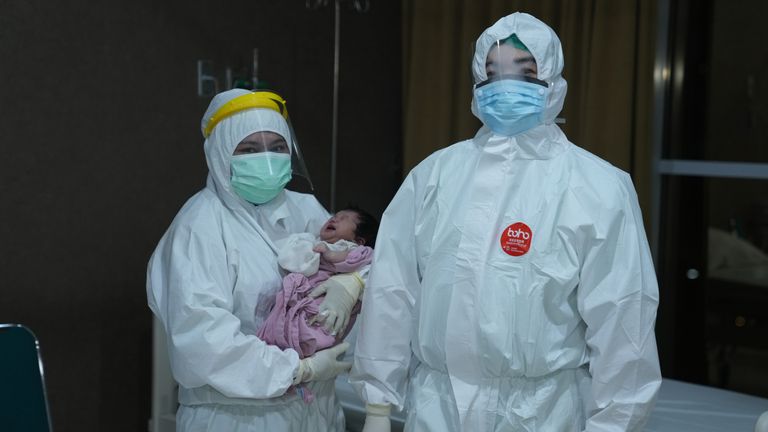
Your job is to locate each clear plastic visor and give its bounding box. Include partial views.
[230,111,314,190]
[476,39,547,88]
[475,73,548,90]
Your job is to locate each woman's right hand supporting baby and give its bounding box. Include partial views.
[293,342,352,384]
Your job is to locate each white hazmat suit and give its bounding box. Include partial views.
[147,91,348,431]
[350,12,661,432]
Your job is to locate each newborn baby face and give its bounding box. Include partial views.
[319,210,360,244]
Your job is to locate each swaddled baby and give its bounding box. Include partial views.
[257,206,378,362]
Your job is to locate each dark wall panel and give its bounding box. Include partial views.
[0,1,401,430]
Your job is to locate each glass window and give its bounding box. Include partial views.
[665,0,768,163]
[658,174,768,396]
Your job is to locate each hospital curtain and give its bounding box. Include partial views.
[401,0,657,214]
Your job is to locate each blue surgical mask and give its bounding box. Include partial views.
[474,79,547,137]
[230,152,292,204]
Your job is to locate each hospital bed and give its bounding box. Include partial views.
[336,374,768,431]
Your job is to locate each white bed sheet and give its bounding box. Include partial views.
[646,379,768,432]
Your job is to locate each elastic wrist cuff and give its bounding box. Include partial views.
[365,403,391,416]
[351,271,365,287]
[293,359,308,385]
[334,273,364,299]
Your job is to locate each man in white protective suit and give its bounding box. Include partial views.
[147,89,364,431]
[350,12,662,432]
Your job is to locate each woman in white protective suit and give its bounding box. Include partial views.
[350,12,662,432]
[147,89,364,431]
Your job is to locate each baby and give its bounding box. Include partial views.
[257,206,378,361]
[277,207,377,277]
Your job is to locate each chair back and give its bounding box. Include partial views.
[0,324,52,432]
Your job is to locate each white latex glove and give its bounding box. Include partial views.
[293,342,352,384]
[362,403,391,432]
[308,273,364,334]
[756,411,768,432]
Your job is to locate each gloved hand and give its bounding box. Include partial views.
[293,342,352,384]
[362,403,391,432]
[308,273,364,334]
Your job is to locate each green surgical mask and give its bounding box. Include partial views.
[230,152,292,204]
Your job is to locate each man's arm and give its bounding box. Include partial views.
[577,172,662,432]
[350,173,420,411]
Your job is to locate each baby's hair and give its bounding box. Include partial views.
[343,204,379,248]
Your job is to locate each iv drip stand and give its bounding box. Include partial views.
[306,0,370,211]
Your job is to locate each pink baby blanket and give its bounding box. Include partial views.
[257,245,373,358]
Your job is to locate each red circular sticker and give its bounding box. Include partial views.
[500,222,533,256]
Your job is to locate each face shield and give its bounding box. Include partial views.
[473,35,551,137]
[202,90,314,190]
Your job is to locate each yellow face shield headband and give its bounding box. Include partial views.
[203,91,289,138]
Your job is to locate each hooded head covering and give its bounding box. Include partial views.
[201,89,293,208]
[471,12,568,126]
